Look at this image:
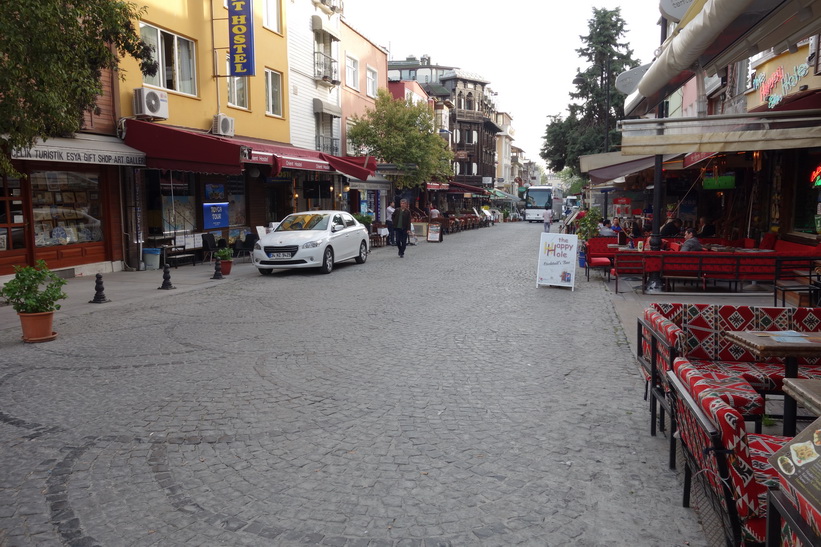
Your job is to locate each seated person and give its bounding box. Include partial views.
[696,216,716,238]
[611,217,623,232]
[680,227,703,251]
[599,219,617,236]
[659,218,683,237]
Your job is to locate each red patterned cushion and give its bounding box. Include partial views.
[688,359,777,392]
[717,306,758,361]
[683,304,717,360]
[674,358,764,416]
[699,394,789,521]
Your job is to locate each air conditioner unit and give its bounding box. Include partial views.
[133,87,169,119]
[212,113,235,137]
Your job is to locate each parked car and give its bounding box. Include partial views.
[252,210,369,275]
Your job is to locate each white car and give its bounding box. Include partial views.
[253,210,369,275]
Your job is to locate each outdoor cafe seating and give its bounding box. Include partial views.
[639,302,821,545]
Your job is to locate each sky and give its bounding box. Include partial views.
[342,0,665,170]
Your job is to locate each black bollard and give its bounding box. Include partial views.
[89,273,111,303]
[211,258,224,280]
[158,263,176,290]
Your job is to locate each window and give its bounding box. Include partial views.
[226,59,248,108]
[265,69,283,117]
[346,56,359,89]
[346,120,356,155]
[263,0,281,33]
[466,92,475,110]
[29,171,104,248]
[366,67,377,97]
[140,23,197,95]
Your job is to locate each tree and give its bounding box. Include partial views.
[540,7,639,177]
[0,0,158,175]
[347,90,453,189]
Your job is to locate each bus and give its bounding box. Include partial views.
[523,185,553,222]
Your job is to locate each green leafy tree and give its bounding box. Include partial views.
[348,89,453,189]
[541,7,639,177]
[0,0,158,175]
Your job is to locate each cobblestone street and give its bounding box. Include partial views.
[0,222,706,546]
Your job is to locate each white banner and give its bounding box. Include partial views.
[536,232,578,289]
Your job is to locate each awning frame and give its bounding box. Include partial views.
[619,108,821,155]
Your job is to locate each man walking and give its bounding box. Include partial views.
[392,199,412,258]
[543,206,553,232]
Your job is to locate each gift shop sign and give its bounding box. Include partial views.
[228,0,255,76]
[203,202,229,230]
[536,233,577,290]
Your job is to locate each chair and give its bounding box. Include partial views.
[201,233,218,263]
[234,233,258,262]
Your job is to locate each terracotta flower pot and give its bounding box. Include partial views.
[220,259,233,275]
[18,311,57,342]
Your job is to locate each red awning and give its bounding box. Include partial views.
[124,119,377,179]
[324,155,377,180]
[426,182,450,190]
[447,181,488,195]
[124,119,244,174]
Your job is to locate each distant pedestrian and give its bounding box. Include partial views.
[429,203,441,219]
[392,199,412,258]
[386,201,396,245]
[543,206,553,232]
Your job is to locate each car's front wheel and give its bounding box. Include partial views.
[258,268,273,276]
[320,247,334,274]
[355,240,368,264]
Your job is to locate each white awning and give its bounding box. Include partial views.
[11,134,146,166]
[311,15,340,41]
[313,98,342,118]
[638,0,755,99]
[580,151,679,183]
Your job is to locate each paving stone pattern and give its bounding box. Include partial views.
[0,223,706,546]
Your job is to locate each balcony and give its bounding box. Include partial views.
[313,0,344,15]
[314,52,340,86]
[316,135,340,155]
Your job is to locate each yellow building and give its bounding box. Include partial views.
[116,0,373,266]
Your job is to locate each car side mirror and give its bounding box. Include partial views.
[332,223,345,232]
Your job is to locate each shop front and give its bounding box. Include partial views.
[345,175,392,221]
[122,120,375,265]
[0,133,146,276]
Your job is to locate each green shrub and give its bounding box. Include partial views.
[0,260,67,313]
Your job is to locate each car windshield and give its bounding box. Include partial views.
[276,214,330,231]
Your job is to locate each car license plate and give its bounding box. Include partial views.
[268,252,290,259]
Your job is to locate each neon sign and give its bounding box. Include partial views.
[752,63,810,108]
[812,165,821,187]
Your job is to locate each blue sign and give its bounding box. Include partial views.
[203,202,229,230]
[228,0,255,76]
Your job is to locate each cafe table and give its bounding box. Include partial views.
[724,330,821,436]
[782,378,821,417]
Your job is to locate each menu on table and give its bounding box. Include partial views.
[769,416,821,532]
[748,331,821,344]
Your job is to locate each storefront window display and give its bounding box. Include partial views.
[0,175,25,251]
[29,170,103,247]
[145,170,195,236]
[792,149,821,235]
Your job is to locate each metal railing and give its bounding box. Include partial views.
[314,52,339,82]
[316,135,340,155]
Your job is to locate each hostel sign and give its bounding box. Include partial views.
[228,0,255,76]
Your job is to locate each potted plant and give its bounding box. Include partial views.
[574,208,603,268]
[0,259,67,342]
[214,247,234,275]
[352,213,373,232]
